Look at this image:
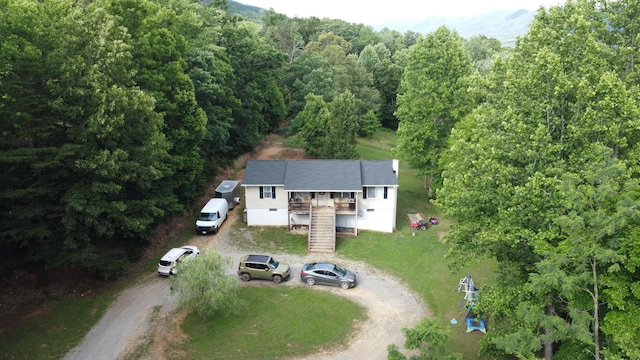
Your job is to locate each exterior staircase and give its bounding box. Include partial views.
[308,206,336,253]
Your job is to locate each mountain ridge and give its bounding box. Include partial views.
[372,9,537,46]
[227,1,538,47]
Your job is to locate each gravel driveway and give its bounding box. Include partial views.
[64,218,430,360]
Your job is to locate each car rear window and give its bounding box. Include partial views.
[159,260,173,266]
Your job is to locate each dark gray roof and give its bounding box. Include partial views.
[361,160,399,186]
[242,160,286,185]
[241,159,398,191]
[285,160,362,191]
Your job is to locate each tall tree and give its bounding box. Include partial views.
[394,26,472,197]
[295,94,330,157]
[323,90,359,159]
[373,58,402,129]
[295,91,358,159]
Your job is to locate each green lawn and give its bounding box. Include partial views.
[182,287,366,359]
[357,129,496,357]
[0,287,120,360]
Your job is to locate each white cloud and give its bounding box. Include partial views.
[234,0,563,25]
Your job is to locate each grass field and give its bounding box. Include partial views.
[181,287,366,359]
[356,129,495,356]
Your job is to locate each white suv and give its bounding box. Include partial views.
[157,245,200,276]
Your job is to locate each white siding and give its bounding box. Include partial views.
[244,186,288,208]
[244,185,288,226]
[357,186,397,233]
[246,208,288,226]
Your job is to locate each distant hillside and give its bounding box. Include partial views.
[227,0,265,22]
[227,1,537,47]
[373,9,537,47]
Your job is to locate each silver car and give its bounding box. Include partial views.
[300,262,357,289]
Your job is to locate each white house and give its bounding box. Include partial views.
[241,159,399,240]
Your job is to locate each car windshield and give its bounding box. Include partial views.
[198,212,216,221]
[268,258,279,269]
[333,265,347,276]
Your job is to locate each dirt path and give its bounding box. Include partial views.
[64,139,430,360]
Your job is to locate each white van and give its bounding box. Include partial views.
[157,245,199,276]
[196,198,228,234]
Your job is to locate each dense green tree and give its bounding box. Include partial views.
[358,42,391,73]
[402,30,422,48]
[394,26,472,197]
[295,91,358,159]
[0,0,174,277]
[373,58,402,129]
[377,27,408,55]
[463,35,504,74]
[0,0,66,268]
[323,90,359,159]
[185,46,237,164]
[305,31,355,93]
[220,18,287,155]
[295,94,330,157]
[0,0,293,280]
[292,16,324,44]
[261,9,305,63]
[345,53,380,131]
[315,19,380,54]
[108,0,207,205]
[170,250,244,323]
[53,0,175,275]
[358,44,381,73]
[437,1,640,358]
[283,51,334,118]
[286,31,379,133]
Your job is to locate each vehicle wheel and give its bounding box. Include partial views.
[272,275,283,284]
[306,277,315,286]
[240,273,251,282]
[214,226,218,234]
[340,281,350,290]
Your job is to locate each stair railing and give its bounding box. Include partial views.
[307,204,313,252]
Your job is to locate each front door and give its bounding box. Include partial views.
[317,192,328,206]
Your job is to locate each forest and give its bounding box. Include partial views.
[1,0,639,358]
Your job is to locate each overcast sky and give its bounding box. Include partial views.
[234,0,563,25]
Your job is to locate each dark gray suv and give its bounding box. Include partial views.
[238,254,291,284]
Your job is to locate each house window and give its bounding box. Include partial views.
[364,187,388,199]
[291,192,311,200]
[366,187,381,199]
[331,192,354,199]
[260,186,276,199]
